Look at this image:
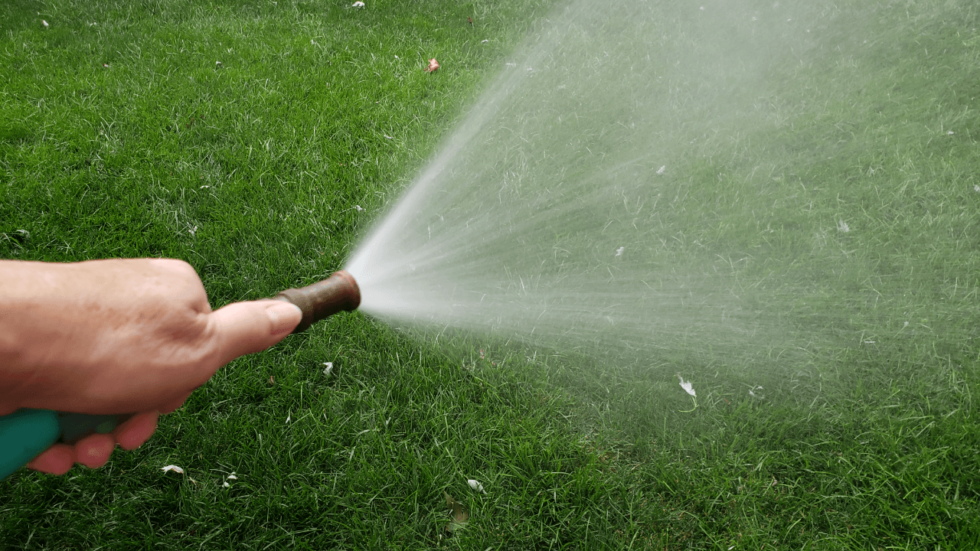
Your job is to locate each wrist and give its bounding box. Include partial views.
[0,260,75,409]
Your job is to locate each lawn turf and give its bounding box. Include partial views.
[2,0,980,549]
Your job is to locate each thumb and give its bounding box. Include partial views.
[208,300,302,365]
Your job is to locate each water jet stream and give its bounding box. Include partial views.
[346,0,817,365]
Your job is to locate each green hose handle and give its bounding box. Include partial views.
[0,410,129,480]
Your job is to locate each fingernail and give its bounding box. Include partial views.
[266,301,302,335]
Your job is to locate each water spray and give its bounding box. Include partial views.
[0,271,361,480]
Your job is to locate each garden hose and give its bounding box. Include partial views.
[0,270,360,480]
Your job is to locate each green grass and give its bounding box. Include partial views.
[2,0,980,549]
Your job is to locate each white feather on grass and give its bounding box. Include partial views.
[677,375,696,397]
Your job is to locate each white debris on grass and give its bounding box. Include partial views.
[161,465,184,474]
[615,246,625,257]
[974,185,979,193]
[42,20,49,27]
[223,481,230,488]
[323,362,334,376]
[656,165,666,175]
[286,414,291,424]
[749,386,764,399]
[678,375,696,397]
[354,205,365,212]
[837,219,849,233]
[353,1,365,7]
[227,473,238,480]
[467,479,487,494]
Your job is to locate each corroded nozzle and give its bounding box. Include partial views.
[274,270,361,333]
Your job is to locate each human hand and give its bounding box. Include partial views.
[0,258,302,474]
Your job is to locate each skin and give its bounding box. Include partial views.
[0,258,302,475]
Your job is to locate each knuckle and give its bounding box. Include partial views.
[152,258,198,279]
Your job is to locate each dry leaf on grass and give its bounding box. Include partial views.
[444,492,468,533]
[427,58,440,73]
